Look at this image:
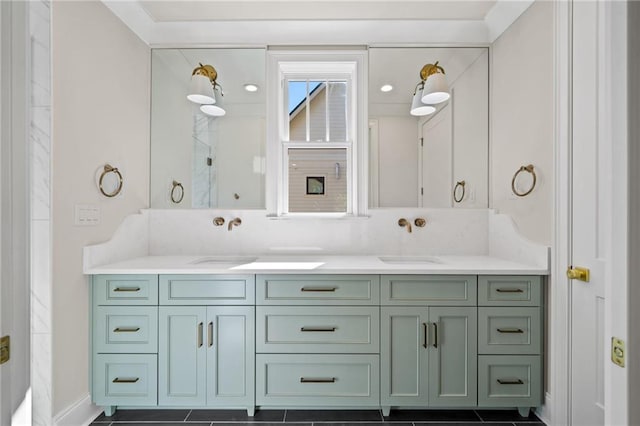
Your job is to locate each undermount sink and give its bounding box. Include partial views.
[189,256,257,266]
[378,256,443,265]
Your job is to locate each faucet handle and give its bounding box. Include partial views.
[213,217,225,226]
[414,218,427,227]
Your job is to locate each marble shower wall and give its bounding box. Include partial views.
[30,0,52,424]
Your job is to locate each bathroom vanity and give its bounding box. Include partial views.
[84,208,549,417]
[87,254,545,417]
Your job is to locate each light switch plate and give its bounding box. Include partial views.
[75,204,100,226]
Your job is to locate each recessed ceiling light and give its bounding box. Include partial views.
[244,84,259,92]
[380,84,393,92]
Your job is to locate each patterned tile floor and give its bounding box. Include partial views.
[91,409,545,426]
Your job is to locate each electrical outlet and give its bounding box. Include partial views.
[75,204,100,226]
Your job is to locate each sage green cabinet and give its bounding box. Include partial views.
[158,306,255,410]
[381,306,477,413]
[477,275,543,415]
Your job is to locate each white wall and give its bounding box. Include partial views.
[490,0,553,245]
[51,0,150,416]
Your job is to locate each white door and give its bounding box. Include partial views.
[0,0,12,423]
[569,1,607,424]
[419,105,452,207]
[0,234,9,426]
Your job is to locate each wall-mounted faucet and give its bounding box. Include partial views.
[213,217,225,226]
[228,217,242,231]
[398,218,412,233]
[414,218,427,227]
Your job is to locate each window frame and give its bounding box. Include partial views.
[266,50,368,217]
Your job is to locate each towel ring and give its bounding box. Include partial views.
[453,180,466,203]
[98,164,123,198]
[171,181,184,204]
[511,164,537,197]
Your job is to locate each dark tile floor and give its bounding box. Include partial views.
[91,409,545,426]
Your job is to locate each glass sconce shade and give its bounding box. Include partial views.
[410,89,436,116]
[421,72,450,104]
[187,74,216,104]
[200,104,226,116]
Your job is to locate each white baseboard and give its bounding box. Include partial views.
[53,394,102,426]
[535,391,552,425]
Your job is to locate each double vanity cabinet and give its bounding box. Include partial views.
[90,273,543,417]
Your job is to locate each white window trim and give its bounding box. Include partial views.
[266,50,368,217]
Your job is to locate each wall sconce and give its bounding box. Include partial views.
[409,61,450,116]
[187,63,226,117]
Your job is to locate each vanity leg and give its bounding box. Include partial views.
[247,406,255,417]
[103,406,116,417]
[517,407,530,417]
[382,406,391,417]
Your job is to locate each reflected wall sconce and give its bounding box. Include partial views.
[410,61,450,116]
[187,63,226,117]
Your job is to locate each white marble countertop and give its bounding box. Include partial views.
[84,254,549,275]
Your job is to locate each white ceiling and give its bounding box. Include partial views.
[140,1,496,22]
[102,0,534,47]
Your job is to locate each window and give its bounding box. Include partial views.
[267,51,367,216]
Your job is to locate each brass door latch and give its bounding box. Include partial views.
[0,336,9,365]
[566,266,590,282]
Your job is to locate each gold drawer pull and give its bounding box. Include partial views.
[497,378,524,385]
[300,377,336,383]
[301,287,337,292]
[113,287,141,292]
[495,288,524,293]
[113,377,139,383]
[497,328,524,334]
[113,327,140,333]
[300,327,337,332]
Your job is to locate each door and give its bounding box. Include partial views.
[569,1,606,424]
[380,307,429,407]
[419,105,452,207]
[159,307,207,406]
[206,306,255,407]
[428,307,477,406]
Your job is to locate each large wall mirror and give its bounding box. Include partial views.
[150,48,266,208]
[368,47,489,208]
[150,47,488,210]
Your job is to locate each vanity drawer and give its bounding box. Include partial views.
[92,354,158,407]
[478,276,542,306]
[159,274,255,305]
[478,308,541,355]
[478,355,542,407]
[94,306,158,354]
[93,275,158,306]
[256,275,379,305]
[381,275,477,306]
[257,306,379,353]
[256,354,380,406]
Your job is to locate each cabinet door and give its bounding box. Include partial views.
[428,306,477,406]
[380,307,429,407]
[158,306,207,406]
[206,306,255,407]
